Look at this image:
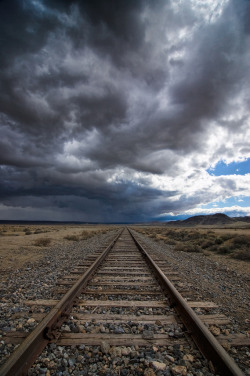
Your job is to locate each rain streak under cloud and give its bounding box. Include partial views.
[0,0,250,222]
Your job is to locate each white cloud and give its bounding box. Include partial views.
[164,205,250,217]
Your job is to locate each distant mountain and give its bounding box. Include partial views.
[233,216,250,223]
[166,213,250,227]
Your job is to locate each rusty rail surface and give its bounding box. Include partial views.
[128,228,244,376]
[0,229,123,376]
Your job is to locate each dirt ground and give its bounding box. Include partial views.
[1,224,249,278]
[203,251,250,276]
[0,224,111,271]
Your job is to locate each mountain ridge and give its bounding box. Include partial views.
[165,213,250,227]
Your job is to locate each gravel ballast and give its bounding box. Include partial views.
[0,227,249,375]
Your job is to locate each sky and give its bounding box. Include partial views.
[0,0,250,223]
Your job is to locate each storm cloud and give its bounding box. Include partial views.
[0,0,250,222]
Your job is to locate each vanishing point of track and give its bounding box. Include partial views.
[0,228,245,375]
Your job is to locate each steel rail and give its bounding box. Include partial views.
[0,229,124,376]
[128,228,244,376]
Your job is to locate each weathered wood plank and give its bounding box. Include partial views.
[56,338,185,346]
[23,299,218,308]
[74,313,177,323]
[101,267,178,275]
[27,312,229,326]
[78,300,167,308]
[187,301,218,308]
[72,313,229,325]
[83,289,162,295]
[96,271,151,275]
[101,264,147,270]
[56,333,187,346]
[5,331,248,347]
[90,281,157,286]
[218,334,250,347]
[24,299,58,306]
[93,276,154,281]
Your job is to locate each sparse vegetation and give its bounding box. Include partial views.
[135,226,250,261]
[64,228,109,242]
[34,238,52,247]
[64,234,81,241]
[81,230,94,239]
[175,243,202,253]
[64,230,95,241]
[0,224,113,271]
[34,229,45,234]
[234,249,250,260]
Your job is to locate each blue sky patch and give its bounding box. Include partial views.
[157,197,250,222]
[207,158,250,176]
[201,196,250,209]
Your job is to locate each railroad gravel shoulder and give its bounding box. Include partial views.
[134,230,250,374]
[0,229,119,365]
[134,230,249,328]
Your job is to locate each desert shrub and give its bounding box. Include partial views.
[25,230,32,235]
[34,229,44,234]
[233,248,250,261]
[207,245,218,252]
[178,231,187,240]
[215,237,223,245]
[165,239,177,246]
[64,235,80,241]
[174,244,184,252]
[81,230,91,238]
[218,246,232,254]
[232,235,249,247]
[220,234,233,242]
[34,238,51,247]
[188,231,202,240]
[165,230,184,241]
[175,242,202,253]
[201,240,215,249]
[165,230,175,237]
[188,244,202,252]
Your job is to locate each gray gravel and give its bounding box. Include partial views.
[28,343,215,376]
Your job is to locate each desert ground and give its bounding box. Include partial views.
[134,225,250,277]
[1,223,249,276]
[0,224,112,273]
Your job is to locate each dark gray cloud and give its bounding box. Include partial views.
[0,0,249,221]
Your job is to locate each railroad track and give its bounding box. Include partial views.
[0,228,247,375]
